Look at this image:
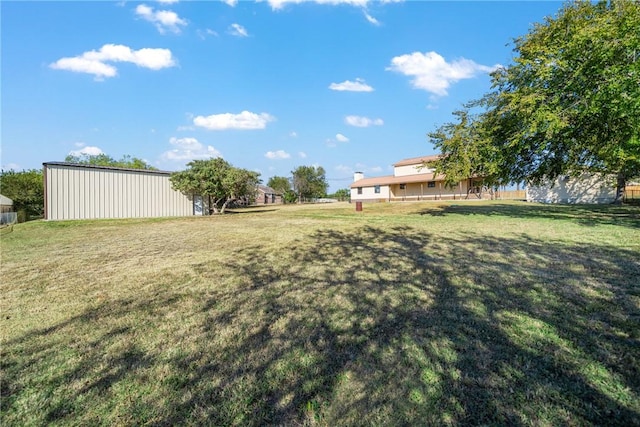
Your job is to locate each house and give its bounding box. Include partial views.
[256,184,283,205]
[526,173,617,204]
[350,155,487,202]
[43,162,197,220]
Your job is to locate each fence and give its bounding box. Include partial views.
[495,190,526,200]
[625,186,640,203]
[1,212,17,225]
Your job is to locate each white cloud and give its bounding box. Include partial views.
[69,145,105,157]
[193,111,274,130]
[158,0,179,3]
[2,163,22,171]
[335,133,349,142]
[161,137,222,162]
[329,78,374,92]
[228,23,249,37]
[387,51,499,96]
[135,4,187,34]
[298,151,307,158]
[197,28,219,39]
[265,150,291,159]
[326,139,337,148]
[344,115,383,127]
[363,11,380,25]
[222,0,238,6]
[289,131,298,138]
[50,44,176,80]
[268,0,369,10]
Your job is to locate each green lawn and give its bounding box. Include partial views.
[1,201,639,426]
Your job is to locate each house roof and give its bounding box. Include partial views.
[393,154,441,167]
[257,184,280,194]
[350,172,447,188]
[0,194,13,206]
[43,162,172,175]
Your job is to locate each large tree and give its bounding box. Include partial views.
[0,169,44,220]
[170,158,260,214]
[291,165,328,203]
[266,176,291,194]
[431,0,640,202]
[65,153,157,170]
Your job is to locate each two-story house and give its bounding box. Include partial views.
[350,155,482,202]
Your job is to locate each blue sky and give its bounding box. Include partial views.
[2,0,562,192]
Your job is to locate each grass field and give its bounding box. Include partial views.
[1,201,639,426]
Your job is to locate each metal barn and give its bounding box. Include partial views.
[43,162,196,220]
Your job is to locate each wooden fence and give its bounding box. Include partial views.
[625,185,640,202]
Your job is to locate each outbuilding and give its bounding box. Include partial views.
[43,162,198,220]
[526,173,616,204]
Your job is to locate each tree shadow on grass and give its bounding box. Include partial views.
[418,203,640,229]
[2,226,639,425]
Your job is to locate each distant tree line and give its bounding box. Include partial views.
[0,169,44,222]
[64,153,157,170]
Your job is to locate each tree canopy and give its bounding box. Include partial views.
[65,153,157,170]
[430,0,640,202]
[266,176,291,194]
[0,169,44,220]
[169,158,260,214]
[291,165,328,202]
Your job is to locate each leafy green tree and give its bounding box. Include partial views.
[0,169,44,221]
[291,165,328,203]
[170,158,260,214]
[431,0,640,202]
[266,176,291,194]
[65,153,157,170]
[428,105,502,189]
[267,175,297,204]
[330,188,351,201]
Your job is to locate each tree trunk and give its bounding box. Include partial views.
[613,172,626,204]
[219,198,231,214]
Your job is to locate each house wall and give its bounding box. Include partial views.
[394,164,433,177]
[256,191,283,204]
[350,184,390,201]
[526,173,616,204]
[44,163,194,220]
[390,181,469,199]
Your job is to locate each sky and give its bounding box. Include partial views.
[1,0,563,192]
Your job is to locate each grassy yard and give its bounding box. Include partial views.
[1,201,639,426]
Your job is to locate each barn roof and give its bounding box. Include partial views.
[43,162,173,175]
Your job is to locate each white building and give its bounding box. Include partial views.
[44,162,197,220]
[526,173,616,204]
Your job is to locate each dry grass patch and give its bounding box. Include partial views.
[1,201,639,425]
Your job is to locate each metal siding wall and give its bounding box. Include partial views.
[45,164,193,220]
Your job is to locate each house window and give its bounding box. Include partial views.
[357,187,363,195]
[374,185,381,194]
[428,181,436,188]
[399,184,406,190]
